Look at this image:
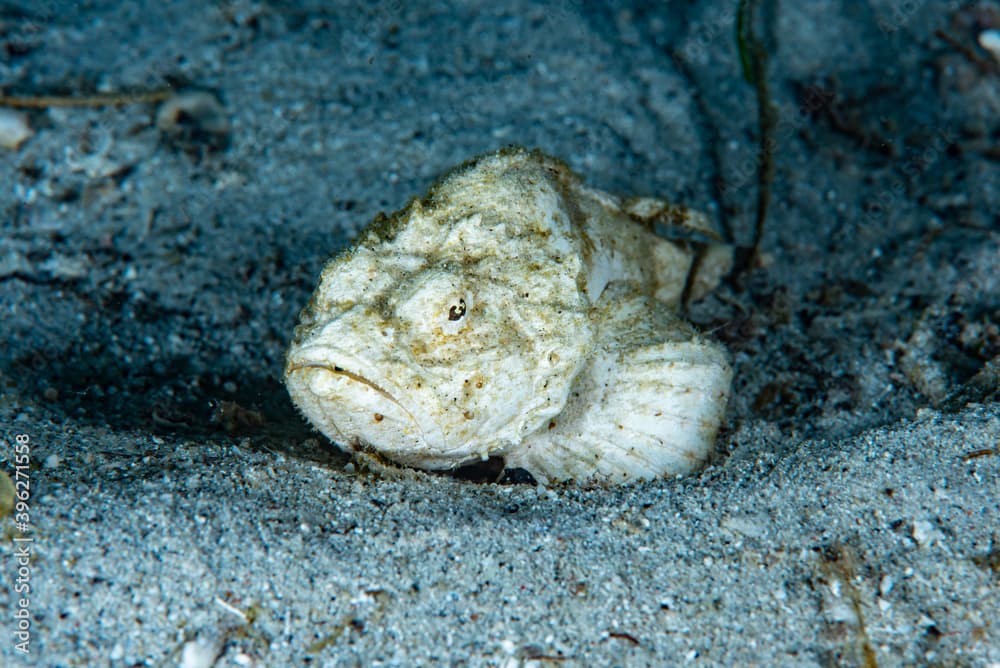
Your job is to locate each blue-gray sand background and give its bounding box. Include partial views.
[1,1,997,665]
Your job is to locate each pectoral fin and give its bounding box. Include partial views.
[505,290,732,484]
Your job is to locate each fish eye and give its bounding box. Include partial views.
[394,272,473,336]
[448,299,467,321]
[440,293,472,335]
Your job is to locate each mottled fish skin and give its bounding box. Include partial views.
[285,146,732,484]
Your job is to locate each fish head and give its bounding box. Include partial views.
[285,151,595,469]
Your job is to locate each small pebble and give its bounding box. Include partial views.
[156,91,230,151]
[180,638,220,668]
[912,519,934,545]
[0,108,33,150]
[978,29,1000,63]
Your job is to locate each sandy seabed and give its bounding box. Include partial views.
[1,1,998,666]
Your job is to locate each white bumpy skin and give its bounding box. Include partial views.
[285,146,733,484]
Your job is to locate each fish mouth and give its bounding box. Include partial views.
[286,360,422,430]
[284,347,445,461]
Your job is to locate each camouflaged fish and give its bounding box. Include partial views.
[285,147,732,484]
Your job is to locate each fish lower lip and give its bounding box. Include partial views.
[286,355,428,440]
[288,361,406,412]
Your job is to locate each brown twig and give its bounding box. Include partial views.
[935,29,1000,75]
[962,448,997,461]
[734,0,777,279]
[821,544,879,668]
[0,88,173,109]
